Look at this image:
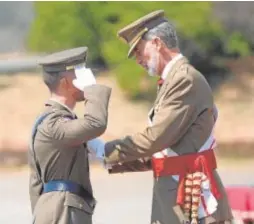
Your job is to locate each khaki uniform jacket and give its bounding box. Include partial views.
[28,84,111,224]
[104,57,233,223]
[104,57,214,163]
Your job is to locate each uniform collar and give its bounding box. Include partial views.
[45,99,76,117]
[161,53,183,80]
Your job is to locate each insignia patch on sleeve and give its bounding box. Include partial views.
[57,116,73,123]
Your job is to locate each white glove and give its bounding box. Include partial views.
[72,66,96,91]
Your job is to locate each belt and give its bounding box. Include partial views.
[152,149,221,223]
[152,149,221,200]
[43,180,96,208]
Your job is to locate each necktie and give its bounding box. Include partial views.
[157,78,164,87]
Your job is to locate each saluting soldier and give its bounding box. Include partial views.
[90,10,233,224]
[28,47,111,224]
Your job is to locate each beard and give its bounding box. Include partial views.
[147,54,158,77]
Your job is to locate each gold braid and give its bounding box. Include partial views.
[183,173,193,222]
[190,172,203,224]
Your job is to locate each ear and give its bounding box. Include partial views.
[59,76,66,85]
[62,71,74,87]
[151,37,163,50]
[59,76,69,90]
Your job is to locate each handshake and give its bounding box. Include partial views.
[87,138,152,174]
[75,65,152,174]
[72,65,97,91]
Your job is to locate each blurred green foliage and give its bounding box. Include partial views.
[27,2,252,99]
[225,32,251,56]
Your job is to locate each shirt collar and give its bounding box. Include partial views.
[47,98,76,117]
[161,53,184,80]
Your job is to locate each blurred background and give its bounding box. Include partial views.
[0,1,253,224]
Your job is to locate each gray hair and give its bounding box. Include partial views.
[143,21,179,49]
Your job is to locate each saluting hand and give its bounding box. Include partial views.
[72,66,97,91]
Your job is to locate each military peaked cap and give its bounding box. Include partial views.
[38,47,88,73]
[117,10,167,58]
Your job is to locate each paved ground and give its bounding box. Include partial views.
[0,160,253,224]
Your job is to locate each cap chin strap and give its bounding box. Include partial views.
[129,27,148,46]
